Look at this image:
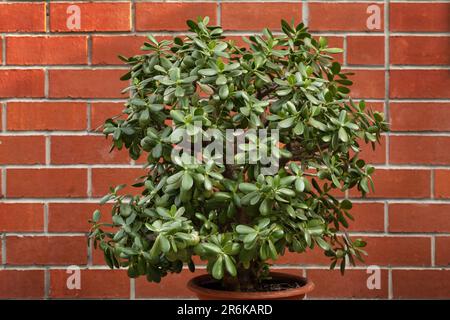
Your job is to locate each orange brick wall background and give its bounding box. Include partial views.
[0,0,449,299]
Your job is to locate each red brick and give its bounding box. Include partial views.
[365,236,431,267]
[6,236,87,265]
[435,170,450,199]
[6,36,87,65]
[0,136,45,164]
[51,136,129,164]
[325,36,344,64]
[390,102,450,132]
[0,203,44,232]
[390,3,450,32]
[92,35,173,65]
[136,269,206,298]
[90,102,125,132]
[307,269,388,298]
[279,236,431,267]
[347,36,384,65]
[0,238,3,262]
[358,135,386,164]
[344,69,385,99]
[7,169,87,198]
[49,269,129,298]
[348,202,385,232]
[50,2,131,32]
[366,101,385,114]
[390,136,450,165]
[7,102,87,131]
[349,169,431,199]
[49,69,125,98]
[92,35,146,65]
[136,2,217,31]
[309,3,384,32]
[0,36,2,64]
[390,36,450,65]
[390,70,450,99]
[92,244,104,266]
[389,204,450,233]
[48,203,112,233]
[0,69,44,98]
[0,3,45,32]
[436,237,450,266]
[0,270,44,298]
[91,168,146,197]
[393,270,450,299]
[222,2,301,31]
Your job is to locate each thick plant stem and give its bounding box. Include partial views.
[222,261,264,291]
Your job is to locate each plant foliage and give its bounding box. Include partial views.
[90,17,388,291]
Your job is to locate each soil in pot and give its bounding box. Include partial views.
[187,272,315,300]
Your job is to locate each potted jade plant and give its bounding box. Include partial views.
[89,17,388,300]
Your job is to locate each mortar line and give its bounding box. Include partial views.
[3,64,447,70]
[14,128,450,137]
[384,201,389,233]
[2,230,449,237]
[295,0,450,2]
[6,198,450,204]
[302,0,309,26]
[0,163,146,168]
[1,167,6,198]
[0,98,128,103]
[1,235,6,265]
[45,0,50,34]
[44,0,50,103]
[131,0,136,33]
[4,162,450,169]
[2,264,449,271]
[430,169,435,199]
[45,136,51,165]
[388,269,393,299]
[384,0,390,165]
[431,236,436,267]
[43,202,49,233]
[87,237,93,267]
[1,30,449,36]
[87,167,92,198]
[86,102,92,131]
[342,35,347,66]
[8,97,450,103]
[87,35,92,66]
[1,102,6,132]
[217,0,221,26]
[1,35,5,66]
[44,68,49,98]
[130,278,136,300]
[0,65,129,70]
[44,268,50,299]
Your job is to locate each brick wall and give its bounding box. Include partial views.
[0,0,449,299]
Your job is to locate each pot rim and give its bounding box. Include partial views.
[187,272,315,300]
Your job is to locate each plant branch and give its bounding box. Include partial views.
[256,83,278,100]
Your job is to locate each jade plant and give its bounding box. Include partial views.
[89,17,388,291]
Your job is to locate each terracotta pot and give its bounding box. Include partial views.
[187,272,315,300]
